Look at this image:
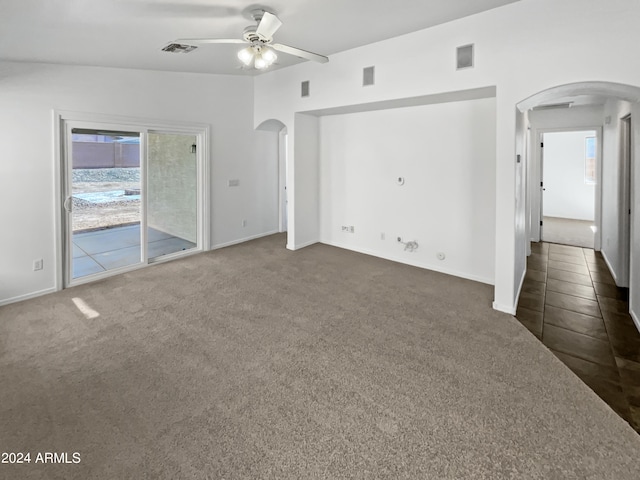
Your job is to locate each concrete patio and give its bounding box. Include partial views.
[73,224,196,278]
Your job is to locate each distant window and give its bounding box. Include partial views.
[585,136,596,184]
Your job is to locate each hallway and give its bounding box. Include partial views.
[516,242,640,433]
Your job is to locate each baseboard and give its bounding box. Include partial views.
[0,287,57,307]
[289,239,319,250]
[492,301,516,315]
[321,240,494,285]
[212,230,279,250]
[630,309,640,334]
[511,266,527,314]
[600,250,619,284]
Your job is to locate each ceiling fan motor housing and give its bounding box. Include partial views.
[242,26,271,44]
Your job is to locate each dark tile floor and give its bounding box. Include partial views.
[516,242,640,433]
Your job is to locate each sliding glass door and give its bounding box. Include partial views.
[147,132,198,260]
[67,127,143,279]
[62,119,206,287]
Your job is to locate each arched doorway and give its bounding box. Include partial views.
[514,82,640,430]
[518,81,640,297]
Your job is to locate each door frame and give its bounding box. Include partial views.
[621,114,632,287]
[54,110,210,291]
[531,126,603,250]
[278,130,288,232]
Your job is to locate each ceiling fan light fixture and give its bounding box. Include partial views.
[254,53,268,70]
[237,46,254,66]
[171,10,328,71]
[262,48,277,66]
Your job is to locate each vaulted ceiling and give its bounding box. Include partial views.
[0,0,520,75]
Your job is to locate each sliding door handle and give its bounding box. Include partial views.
[64,196,73,212]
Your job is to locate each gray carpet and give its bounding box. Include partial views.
[1,233,639,479]
[542,216,595,249]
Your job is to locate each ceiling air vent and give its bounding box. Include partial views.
[456,44,474,70]
[162,43,198,53]
[363,66,375,86]
[301,80,310,98]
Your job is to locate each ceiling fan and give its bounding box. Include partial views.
[166,9,329,70]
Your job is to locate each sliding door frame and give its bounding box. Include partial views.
[54,110,210,291]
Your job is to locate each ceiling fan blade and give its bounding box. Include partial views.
[173,38,247,45]
[272,44,329,63]
[256,11,282,39]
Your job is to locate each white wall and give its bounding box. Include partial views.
[601,99,632,286]
[292,114,320,249]
[543,131,596,221]
[0,61,279,305]
[254,0,640,314]
[319,97,496,284]
[515,108,528,300]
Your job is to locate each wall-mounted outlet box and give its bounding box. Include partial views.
[228,179,240,187]
[349,226,354,233]
[242,220,247,227]
[33,259,43,271]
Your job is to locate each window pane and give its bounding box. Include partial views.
[585,136,596,184]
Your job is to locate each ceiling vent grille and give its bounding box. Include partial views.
[162,43,198,53]
[456,44,474,70]
[301,80,310,98]
[363,66,375,86]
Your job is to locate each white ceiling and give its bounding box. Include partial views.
[0,0,520,76]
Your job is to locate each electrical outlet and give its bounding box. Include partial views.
[242,219,247,227]
[381,232,385,240]
[33,259,43,271]
[342,226,349,231]
[349,226,355,233]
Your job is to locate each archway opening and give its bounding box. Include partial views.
[516,80,640,332]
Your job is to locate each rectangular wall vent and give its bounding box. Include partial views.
[363,66,375,86]
[456,44,474,70]
[301,80,310,97]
